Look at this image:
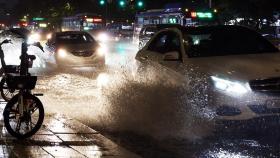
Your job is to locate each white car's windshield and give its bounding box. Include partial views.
[183,26,279,57]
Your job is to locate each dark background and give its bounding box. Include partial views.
[1,0,280,27]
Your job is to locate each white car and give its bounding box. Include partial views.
[136,25,280,121]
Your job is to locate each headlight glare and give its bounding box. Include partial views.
[46,33,52,40]
[58,49,68,58]
[211,76,249,94]
[97,33,109,42]
[97,46,107,56]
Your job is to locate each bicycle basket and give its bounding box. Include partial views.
[6,75,37,90]
[4,65,19,73]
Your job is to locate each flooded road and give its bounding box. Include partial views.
[0,35,279,157]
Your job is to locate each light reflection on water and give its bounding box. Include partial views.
[205,149,250,158]
[97,73,110,88]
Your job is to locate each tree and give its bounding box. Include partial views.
[14,0,94,28]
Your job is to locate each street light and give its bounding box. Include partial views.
[137,1,143,8]
[209,0,212,8]
[99,0,105,5]
[119,0,126,7]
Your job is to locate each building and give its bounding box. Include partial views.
[0,0,18,24]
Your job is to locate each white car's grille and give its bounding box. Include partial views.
[249,78,280,94]
[71,51,94,57]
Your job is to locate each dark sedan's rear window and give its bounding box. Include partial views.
[183,27,279,58]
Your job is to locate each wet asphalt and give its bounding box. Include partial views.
[0,36,279,157]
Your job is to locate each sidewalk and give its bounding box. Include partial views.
[0,105,141,158]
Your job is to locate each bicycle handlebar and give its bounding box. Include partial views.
[32,42,44,52]
[0,39,44,76]
[0,39,44,52]
[0,39,12,46]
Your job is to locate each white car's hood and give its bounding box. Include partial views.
[183,52,280,82]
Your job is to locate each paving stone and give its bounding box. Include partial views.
[36,128,54,135]
[58,118,99,134]
[43,146,85,157]
[81,134,141,158]
[56,134,91,142]
[0,145,12,157]
[0,104,141,158]
[12,146,51,158]
[70,146,104,158]
[29,134,63,144]
[43,118,77,134]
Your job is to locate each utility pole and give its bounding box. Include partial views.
[209,0,212,8]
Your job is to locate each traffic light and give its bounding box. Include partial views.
[99,0,105,6]
[136,0,144,8]
[119,0,126,7]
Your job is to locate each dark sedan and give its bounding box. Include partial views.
[45,31,106,67]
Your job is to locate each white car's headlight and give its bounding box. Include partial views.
[57,49,68,58]
[46,33,52,40]
[211,76,249,95]
[97,46,107,57]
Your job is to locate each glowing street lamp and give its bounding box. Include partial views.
[119,0,126,7]
[99,0,105,5]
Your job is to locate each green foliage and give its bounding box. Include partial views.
[14,0,95,27]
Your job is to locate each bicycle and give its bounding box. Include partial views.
[1,39,45,139]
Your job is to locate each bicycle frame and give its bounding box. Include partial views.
[19,91,24,116]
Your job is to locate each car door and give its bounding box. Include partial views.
[136,29,185,83]
[154,29,186,84]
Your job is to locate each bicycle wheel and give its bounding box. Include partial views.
[0,78,17,102]
[3,93,44,139]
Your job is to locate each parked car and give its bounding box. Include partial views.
[138,24,181,50]
[136,25,280,121]
[45,31,106,67]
